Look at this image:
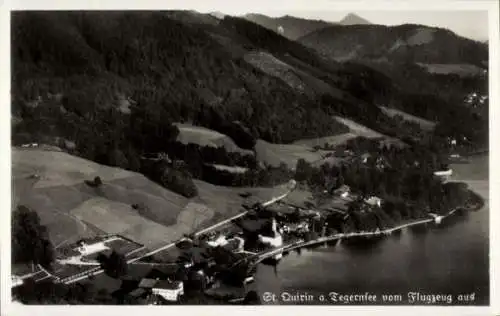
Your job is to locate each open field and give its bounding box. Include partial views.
[333,116,404,147]
[416,63,485,77]
[255,139,333,169]
[380,106,437,131]
[69,198,174,247]
[194,179,292,217]
[293,132,359,148]
[12,148,294,250]
[12,148,192,247]
[212,164,248,174]
[333,116,385,138]
[174,123,253,155]
[256,115,406,169]
[12,149,135,188]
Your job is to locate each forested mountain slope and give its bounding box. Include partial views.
[12,11,488,189]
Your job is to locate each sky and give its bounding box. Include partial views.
[188,0,491,42]
[249,10,489,41]
[9,0,492,41]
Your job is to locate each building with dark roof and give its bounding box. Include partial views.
[152,280,184,302]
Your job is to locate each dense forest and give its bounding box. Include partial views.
[11,11,348,150]
[11,11,488,195]
[298,23,488,67]
[294,136,478,232]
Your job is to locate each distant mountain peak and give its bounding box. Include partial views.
[209,11,226,19]
[339,13,372,25]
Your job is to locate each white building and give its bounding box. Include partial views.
[258,218,284,260]
[334,185,350,198]
[206,235,229,248]
[11,275,23,288]
[434,169,453,182]
[152,280,184,302]
[76,241,110,256]
[433,169,453,177]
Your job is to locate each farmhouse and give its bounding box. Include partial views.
[137,277,184,302]
[76,241,110,257]
[206,235,245,253]
[152,280,184,302]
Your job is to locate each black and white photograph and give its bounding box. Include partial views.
[2,0,498,313]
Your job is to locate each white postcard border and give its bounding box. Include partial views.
[1,1,498,315]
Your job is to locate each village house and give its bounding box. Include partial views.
[153,280,184,302]
[360,153,371,164]
[206,234,245,253]
[21,143,38,148]
[75,240,110,257]
[364,196,382,208]
[281,220,310,235]
[333,184,350,198]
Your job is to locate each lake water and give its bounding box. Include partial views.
[255,155,490,305]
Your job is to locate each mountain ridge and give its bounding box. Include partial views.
[241,13,335,40]
[297,23,488,66]
[339,13,372,25]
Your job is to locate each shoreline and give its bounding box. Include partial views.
[283,186,485,253]
[250,185,488,305]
